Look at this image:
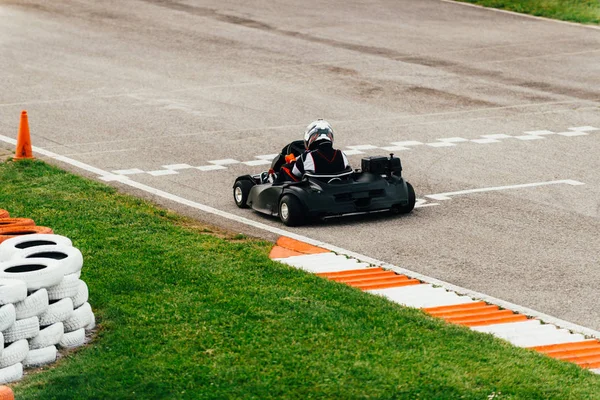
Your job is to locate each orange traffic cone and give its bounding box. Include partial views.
[0,386,14,400]
[14,110,34,160]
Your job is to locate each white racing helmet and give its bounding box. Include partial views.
[304,119,334,149]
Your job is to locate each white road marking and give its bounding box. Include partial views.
[1,133,598,341]
[209,159,240,165]
[524,130,555,136]
[514,135,545,140]
[148,169,179,176]
[196,165,227,171]
[344,149,366,155]
[243,159,271,166]
[427,142,456,147]
[426,180,584,201]
[381,146,410,151]
[437,137,469,143]
[471,138,500,144]
[557,131,589,137]
[481,134,513,139]
[390,141,424,146]
[254,154,280,160]
[112,168,145,175]
[569,126,599,132]
[162,164,194,170]
[348,145,379,150]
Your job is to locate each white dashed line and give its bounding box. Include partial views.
[162,164,194,170]
[209,159,240,165]
[148,169,179,176]
[242,159,272,166]
[427,142,457,147]
[112,168,145,175]
[196,165,227,171]
[471,138,500,144]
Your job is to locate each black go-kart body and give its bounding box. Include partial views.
[232,141,416,226]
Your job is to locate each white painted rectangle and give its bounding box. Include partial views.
[242,160,271,166]
[344,149,365,156]
[209,159,240,165]
[196,165,227,171]
[515,135,545,141]
[481,134,513,139]
[113,168,145,175]
[557,131,589,137]
[162,164,193,170]
[347,145,379,150]
[148,169,179,176]
[436,137,469,143]
[427,142,456,147]
[390,141,423,146]
[471,138,500,144]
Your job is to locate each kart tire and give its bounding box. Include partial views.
[0,218,35,229]
[233,180,253,208]
[0,209,8,219]
[63,302,92,333]
[279,195,305,227]
[394,182,416,214]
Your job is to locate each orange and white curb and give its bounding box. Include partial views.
[270,237,600,374]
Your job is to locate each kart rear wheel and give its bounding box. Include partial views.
[393,182,416,214]
[279,195,305,226]
[233,180,253,208]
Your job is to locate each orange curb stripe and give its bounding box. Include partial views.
[269,245,304,259]
[423,301,489,314]
[444,309,515,323]
[0,209,9,219]
[354,279,422,290]
[429,305,501,318]
[331,272,405,284]
[317,268,386,278]
[451,314,528,327]
[276,237,329,254]
[530,339,600,353]
[0,385,14,400]
[553,348,600,360]
[427,304,499,317]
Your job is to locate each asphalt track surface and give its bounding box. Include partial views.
[1,1,599,331]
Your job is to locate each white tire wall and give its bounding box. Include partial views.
[0,234,72,262]
[0,232,94,383]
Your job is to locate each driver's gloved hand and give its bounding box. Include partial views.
[260,171,269,184]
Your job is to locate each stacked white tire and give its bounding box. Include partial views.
[0,234,94,383]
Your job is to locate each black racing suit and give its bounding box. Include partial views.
[278,141,350,182]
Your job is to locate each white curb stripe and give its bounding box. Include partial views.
[368,284,476,308]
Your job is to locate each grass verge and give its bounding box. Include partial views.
[454,0,600,24]
[1,159,599,399]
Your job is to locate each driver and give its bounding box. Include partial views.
[278,119,350,182]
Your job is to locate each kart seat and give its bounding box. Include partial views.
[304,167,354,184]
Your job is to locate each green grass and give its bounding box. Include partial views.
[1,159,599,399]
[455,0,600,24]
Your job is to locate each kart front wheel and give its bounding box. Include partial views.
[233,180,253,208]
[279,195,305,226]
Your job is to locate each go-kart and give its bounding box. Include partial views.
[232,141,416,226]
